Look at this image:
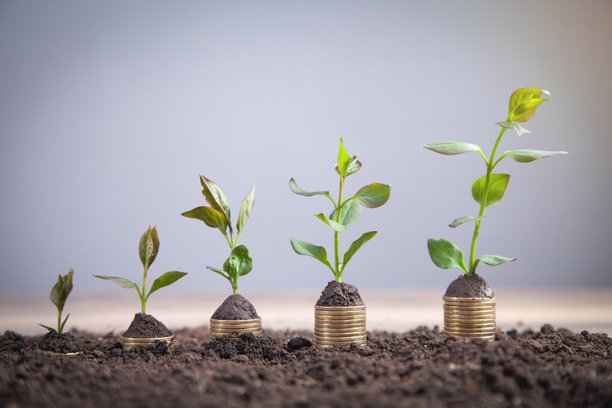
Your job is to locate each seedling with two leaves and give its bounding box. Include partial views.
[290,139,391,282]
[424,88,567,276]
[182,176,255,295]
[39,268,74,334]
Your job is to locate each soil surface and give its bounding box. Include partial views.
[316,281,365,306]
[0,325,610,407]
[41,332,79,353]
[445,274,495,298]
[211,294,260,320]
[123,313,172,338]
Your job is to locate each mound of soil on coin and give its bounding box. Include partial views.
[123,313,172,338]
[40,332,79,353]
[211,294,259,320]
[445,273,495,298]
[316,281,365,306]
[0,325,610,407]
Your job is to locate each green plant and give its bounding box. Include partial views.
[290,138,391,282]
[181,176,255,295]
[94,226,187,314]
[39,268,74,334]
[424,88,566,276]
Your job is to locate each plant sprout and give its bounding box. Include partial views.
[39,268,74,334]
[290,138,391,282]
[424,88,567,276]
[94,226,187,314]
[181,176,255,295]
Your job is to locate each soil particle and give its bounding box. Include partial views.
[445,273,495,298]
[287,337,313,351]
[316,281,365,306]
[122,313,172,338]
[40,332,78,353]
[203,333,290,364]
[211,294,260,320]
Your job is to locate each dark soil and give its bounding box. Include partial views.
[123,313,172,338]
[0,325,611,407]
[211,294,260,320]
[445,274,495,298]
[316,281,365,306]
[40,332,78,353]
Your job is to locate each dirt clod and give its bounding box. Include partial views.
[287,336,312,351]
[445,273,495,298]
[211,294,260,320]
[122,313,172,338]
[316,281,365,306]
[40,331,78,353]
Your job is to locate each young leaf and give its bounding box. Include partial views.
[315,213,347,232]
[496,121,530,136]
[341,231,377,272]
[181,206,228,233]
[289,178,331,198]
[329,200,361,226]
[147,271,188,298]
[345,155,362,176]
[423,141,483,156]
[38,324,56,333]
[199,175,231,224]
[427,239,468,273]
[237,185,255,235]
[478,255,517,266]
[93,275,137,289]
[139,226,160,269]
[207,266,230,280]
[503,149,568,163]
[223,245,253,278]
[290,238,334,272]
[353,183,391,208]
[50,268,73,311]
[471,173,510,208]
[336,138,351,176]
[508,88,550,122]
[448,215,486,228]
[59,313,70,333]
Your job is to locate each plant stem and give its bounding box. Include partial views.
[57,309,62,334]
[334,175,345,282]
[141,266,148,315]
[468,126,507,273]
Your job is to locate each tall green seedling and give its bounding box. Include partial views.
[94,226,187,314]
[424,88,566,275]
[39,268,74,334]
[290,139,391,282]
[182,176,255,295]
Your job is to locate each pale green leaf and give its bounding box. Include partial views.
[139,226,159,269]
[93,275,137,289]
[207,266,230,280]
[336,138,351,176]
[508,88,550,122]
[329,200,361,226]
[289,178,330,197]
[237,185,255,235]
[471,173,510,208]
[423,141,483,155]
[342,231,377,272]
[181,206,228,233]
[427,239,467,273]
[504,149,567,163]
[345,155,362,176]
[290,238,333,272]
[448,215,486,228]
[478,255,517,266]
[496,121,530,136]
[315,213,347,232]
[199,175,231,224]
[354,183,391,208]
[147,271,188,299]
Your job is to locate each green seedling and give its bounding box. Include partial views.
[94,226,187,314]
[290,138,391,282]
[182,176,255,295]
[39,268,74,334]
[424,88,567,275]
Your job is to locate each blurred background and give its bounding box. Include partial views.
[1,1,611,333]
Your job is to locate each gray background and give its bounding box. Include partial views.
[1,0,611,296]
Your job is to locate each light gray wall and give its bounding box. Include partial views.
[1,0,611,295]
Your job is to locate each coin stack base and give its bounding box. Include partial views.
[209,318,263,338]
[121,335,175,350]
[443,296,496,341]
[314,305,367,348]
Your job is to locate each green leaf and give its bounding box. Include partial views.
[290,238,334,272]
[289,178,331,198]
[38,324,56,333]
[93,275,138,289]
[354,183,391,208]
[139,226,160,269]
[237,185,255,235]
[471,173,510,208]
[336,138,351,176]
[345,155,362,176]
[50,268,73,311]
[314,213,347,232]
[423,141,483,156]
[504,149,568,163]
[342,231,377,272]
[199,175,231,224]
[181,206,228,233]
[508,88,550,122]
[427,239,467,273]
[223,245,253,278]
[147,271,188,299]
[448,215,485,228]
[329,200,361,226]
[478,255,517,266]
[207,266,230,280]
[59,313,70,334]
[496,121,530,136]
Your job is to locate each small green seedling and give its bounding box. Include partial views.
[290,138,391,282]
[424,88,567,276]
[182,176,255,295]
[94,226,187,314]
[39,268,74,334]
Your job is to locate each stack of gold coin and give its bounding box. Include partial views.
[314,305,367,348]
[209,317,262,338]
[443,296,496,341]
[121,335,175,350]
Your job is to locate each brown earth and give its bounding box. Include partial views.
[211,294,260,320]
[445,274,495,298]
[316,281,364,306]
[0,324,610,407]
